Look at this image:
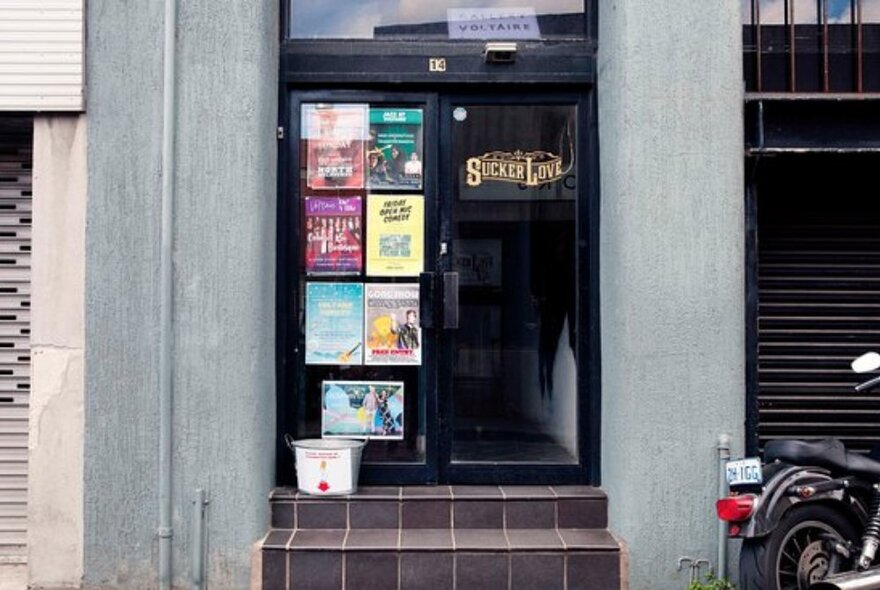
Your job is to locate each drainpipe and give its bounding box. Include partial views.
[717,434,731,580]
[159,0,178,586]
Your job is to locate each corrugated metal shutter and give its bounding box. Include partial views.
[757,171,880,453]
[0,117,30,557]
[0,0,84,112]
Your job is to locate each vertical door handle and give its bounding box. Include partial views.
[443,272,459,329]
[419,272,434,329]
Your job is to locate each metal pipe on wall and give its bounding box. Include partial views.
[159,0,177,586]
[717,433,731,580]
[191,489,208,590]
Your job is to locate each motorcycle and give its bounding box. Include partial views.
[718,352,880,590]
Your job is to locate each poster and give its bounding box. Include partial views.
[366,195,424,276]
[305,282,364,365]
[367,108,423,190]
[322,380,404,440]
[364,283,421,366]
[305,197,363,275]
[303,103,367,190]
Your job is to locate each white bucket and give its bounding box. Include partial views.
[285,435,366,496]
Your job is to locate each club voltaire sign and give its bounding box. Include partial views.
[465,150,564,187]
[447,8,541,40]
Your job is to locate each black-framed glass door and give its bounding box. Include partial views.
[437,94,595,483]
[279,89,597,486]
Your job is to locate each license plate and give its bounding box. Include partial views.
[726,457,763,486]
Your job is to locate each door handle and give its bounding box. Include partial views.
[419,272,434,329]
[443,272,459,329]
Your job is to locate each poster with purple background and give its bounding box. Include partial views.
[305,196,363,275]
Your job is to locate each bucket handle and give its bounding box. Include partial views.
[283,433,296,453]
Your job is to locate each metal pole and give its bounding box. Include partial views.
[159,0,177,586]
[718,434,732,580]
[191,489,208,590]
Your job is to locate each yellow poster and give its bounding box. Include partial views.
[366,195,424,277]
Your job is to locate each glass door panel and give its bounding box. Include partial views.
[293,98,434,469]
[447,103,579,465]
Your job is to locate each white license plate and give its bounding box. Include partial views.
[726,457,763,486]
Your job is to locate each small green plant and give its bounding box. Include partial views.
[687,572,736,590]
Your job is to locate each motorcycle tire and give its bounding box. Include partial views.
[740,504,860,590]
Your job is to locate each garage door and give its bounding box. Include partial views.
[0,117,31,557]
[756,155,880,453]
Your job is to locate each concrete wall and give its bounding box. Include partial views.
[598,2,744,589]
[84,2,278,588]
[28,115,87,589]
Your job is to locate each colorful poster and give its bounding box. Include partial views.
[366,195,424,276]
[305,282,364,365]
[322,380,404,440]
[305,197,363,275]
[303,103,367,190]
[364,283,421,366]
[367,108,424,191]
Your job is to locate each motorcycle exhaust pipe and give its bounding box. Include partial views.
[811,567,880,589]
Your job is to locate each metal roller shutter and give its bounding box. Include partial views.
[757,156,880,453]
[0,117,30,557]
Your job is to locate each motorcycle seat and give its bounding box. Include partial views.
[765,438,880,481]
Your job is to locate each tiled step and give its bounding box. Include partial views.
[268,485,608,530]
[261,485,620,590]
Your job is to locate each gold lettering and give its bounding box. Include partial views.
[466,157,482,186]
[465,152,565,188]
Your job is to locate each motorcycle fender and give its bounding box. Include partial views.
[738,464,867,539]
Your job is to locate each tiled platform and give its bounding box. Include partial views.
[261,486,621,590]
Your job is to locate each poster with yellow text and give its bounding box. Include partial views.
[366,195,424,276]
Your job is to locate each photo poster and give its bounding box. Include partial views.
[303,103,367,190]
[322,380,405,440]
[304,197,363,275]
[367,108,424,191]
[305,282,364,365]
[366,195,424,277]
[364,283,422,366]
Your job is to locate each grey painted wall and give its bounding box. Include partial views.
[85,2,278,588]
[598,2,744,589]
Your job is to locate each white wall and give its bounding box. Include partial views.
[27,114,86,589]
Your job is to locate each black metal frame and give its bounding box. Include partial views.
[276,1,600,486]
[435,91,599,485]
[742,0,880,94]
[745,158,761,456]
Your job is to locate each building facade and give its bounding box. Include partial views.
[0,1,758,589]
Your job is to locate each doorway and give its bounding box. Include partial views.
[278,89,597,485]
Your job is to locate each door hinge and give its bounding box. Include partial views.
[276,126,285,140]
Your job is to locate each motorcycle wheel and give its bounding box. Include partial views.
[740,504,860,590]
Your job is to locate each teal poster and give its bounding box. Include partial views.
[367,108,423,190]
[305,282,364,365]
